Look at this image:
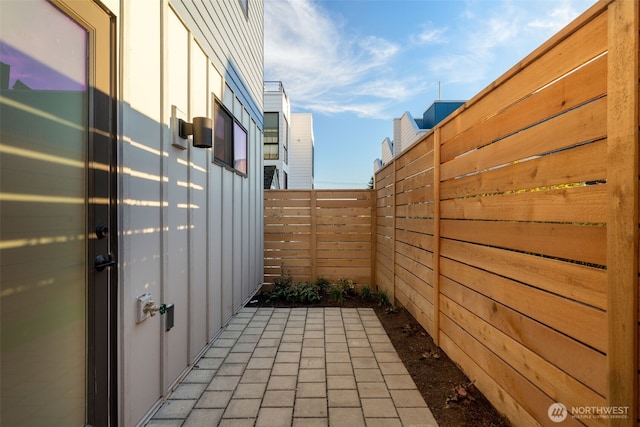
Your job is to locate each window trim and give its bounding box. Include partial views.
[213,99,248,177]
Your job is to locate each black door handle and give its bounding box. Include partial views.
[95,254,116,272]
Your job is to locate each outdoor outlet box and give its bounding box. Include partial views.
[136,293,153,323]
[165,304,175,331]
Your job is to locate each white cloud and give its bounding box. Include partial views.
[412,24,448,45]
[264,0,408,118]
[426,0,593,87]
[527,0,585,31]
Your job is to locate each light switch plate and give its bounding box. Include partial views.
[171,105,188,150]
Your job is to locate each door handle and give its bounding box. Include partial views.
[95,254,116,272]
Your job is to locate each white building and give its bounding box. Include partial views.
[0,1,264,426]
[289,113,315,189]
[375,101,465,172]
[263,81,290,188]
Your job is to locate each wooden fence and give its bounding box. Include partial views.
[264,190,375,284]
[375,1,637,425]
[263,1,638,425]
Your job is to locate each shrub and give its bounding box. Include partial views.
[328,283,344,303]
[315,277,330,292]
[337,278,357,296]
[360,285,373,301]
[377,289,390,306]
[268,274,294,301]
[287,282,321,304]
[266,276,321,304]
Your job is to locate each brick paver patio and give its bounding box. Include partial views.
[147,307,438,427]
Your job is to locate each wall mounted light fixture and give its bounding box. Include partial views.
[179,117,212,148]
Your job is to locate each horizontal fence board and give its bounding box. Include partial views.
[439,318,585,427]
[395,278,435,335]
[264,190,373,284]
[395,186,434,206]
[440,138,607,200]
[395,229,434,252]
[316,199,374,208]
[440,239,606,310]
[439,9,608,145]
[441,294,606,411]
[395,134,434,169]
[396,155,435,182]
[441,183,607,223]
[438,332,540,426]
[440,54,607,164]
[440,256,606,352]
[395,203,434,220]
[441,219,606,266]
[441,97,607,181]
[440,275,607,395]
[263,199,311,208]
[395,252,434,292]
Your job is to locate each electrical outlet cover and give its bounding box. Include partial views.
[136,293,153,323]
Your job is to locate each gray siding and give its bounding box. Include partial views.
[115,1,264,425]
[170,0,264,124]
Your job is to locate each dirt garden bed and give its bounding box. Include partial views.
[247,280,510,427]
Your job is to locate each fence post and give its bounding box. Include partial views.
[310,190,317,283]
[370,189,377,289]
[606,0,639,424]
[433,128,442,346]
[391,158,397,304]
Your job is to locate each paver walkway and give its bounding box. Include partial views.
[147,307,438,427]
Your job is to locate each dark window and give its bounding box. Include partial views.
[214,101,248,175]
[214,102,233,166]
[264,112,278,160]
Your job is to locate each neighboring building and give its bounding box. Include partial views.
[263,82,316,189]
[289,112,315,189]
[264,165,280,189]
[263,81,291,188]
[375,100,465,172]
[0,1,264,426]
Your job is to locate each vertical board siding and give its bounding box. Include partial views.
[264,190,374,284]
[119,1,264,423]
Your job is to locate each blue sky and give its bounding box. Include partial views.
[263,0,597,189]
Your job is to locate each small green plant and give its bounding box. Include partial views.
[266,275,321,304]
[337,278,357,296]
[287,282,321,304]
[268,274,294,301]
[360,285,373,301]
[377,289,390,306]
[328,283,344,303]
[315,277,330,292]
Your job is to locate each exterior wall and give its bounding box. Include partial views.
[381,137,393,164]
[116,0,264,424]
[289,113,315,189]
[397,112,427,155]
[264,83,290,188]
